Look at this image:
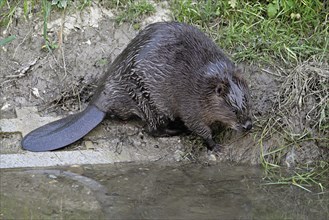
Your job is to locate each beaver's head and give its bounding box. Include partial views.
[199,62,252,132]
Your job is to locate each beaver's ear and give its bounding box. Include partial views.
[231,65,243,78]
[215,81,230,97]
[232,65,248,86]
[234,65,245,74]
[215,84,223,96]
[205,75,229,96]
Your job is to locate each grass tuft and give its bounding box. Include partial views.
[99,0,155,25]
[256,58,328,192]
[116,0,155,24]
[0,35,16,46]
[262,161,329,193]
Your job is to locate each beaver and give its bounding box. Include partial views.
[22,21,252,152]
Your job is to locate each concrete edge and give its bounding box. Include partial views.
[0,149,160,169]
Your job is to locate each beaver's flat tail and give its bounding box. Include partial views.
[22,105,106,152]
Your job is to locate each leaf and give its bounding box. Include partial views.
[23,0,28,17]
[286,0,295,8]
[228,0,237,9]
[52,0,59,5]
[267,3,278,18]
[52,0,67,9]
[0,35,16,46]
[59,0,67,8]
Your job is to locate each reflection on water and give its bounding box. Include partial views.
[1,163,328,219]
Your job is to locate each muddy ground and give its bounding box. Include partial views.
[1,3,327,165]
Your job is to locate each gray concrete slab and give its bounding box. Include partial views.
[0,148,162,169]
[0,107,61,136]
[0,107,182,169]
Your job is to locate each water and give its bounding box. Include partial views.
[1,163,328,219]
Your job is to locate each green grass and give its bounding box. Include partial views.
[0,35,16,46]
[0,0,19,28]
[0,0,65,51]
[99,0,155,26]
[262,160,329,193]
[115,0,155,25]
[171,0,328,64]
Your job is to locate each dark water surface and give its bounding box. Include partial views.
[1,163,328,219]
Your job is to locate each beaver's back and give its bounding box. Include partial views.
[92,22,246,133]
[134,22,235,120]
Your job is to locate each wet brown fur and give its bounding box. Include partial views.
[91,22,252,151]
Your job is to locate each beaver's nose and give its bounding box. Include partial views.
[242,120,252,131]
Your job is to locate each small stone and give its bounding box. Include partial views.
[1,103,10,110]
[48,174,57,179]
[84,141,94,150]
[69,165,84,175]
[285,148,296,168]
[208,154,217,162]
[32,88,41,98]
[174,150,184,162]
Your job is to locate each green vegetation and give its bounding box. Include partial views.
[114,0,155,24]
[0,35,16,46]
[1,0,67,51]
[262,161,329,193]
[51,0,68,9]
[41,0,54,51]
[171,0,328,64]
[98,0,155,27]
